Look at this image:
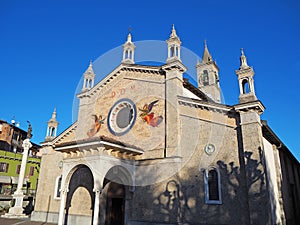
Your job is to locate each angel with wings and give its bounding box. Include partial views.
[87,115,105,138]
[139,100,163,127]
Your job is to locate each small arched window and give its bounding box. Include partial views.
[89,79,93,88]
[130,50,133,59]
[49,127,55,136]
[170,46,175,57]
[202,70,209,86]
[242,79,250,94]
[54,175,62,199]
[204,167,222,204]
[85,78,89,88]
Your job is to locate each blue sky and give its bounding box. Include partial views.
[0,0,299,161]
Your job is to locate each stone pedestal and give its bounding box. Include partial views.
[1,193,28,218]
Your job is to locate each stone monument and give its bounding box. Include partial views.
[2,123,33,218]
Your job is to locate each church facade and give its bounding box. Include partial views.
[31,27,300,225]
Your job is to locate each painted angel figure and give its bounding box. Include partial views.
[139,100,163,127]
[87,115,105,137]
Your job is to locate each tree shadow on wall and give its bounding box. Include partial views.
[154,180,184,224]
[217,149,269,225]
[142,149,271,225]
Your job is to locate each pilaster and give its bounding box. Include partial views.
[162,61,186,157]
[58,188,68,225]
[235,101,272,224]
[76,92,91,139]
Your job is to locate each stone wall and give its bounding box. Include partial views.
[127,106,254,225]
[31,146,63,223]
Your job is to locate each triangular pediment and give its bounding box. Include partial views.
[77,63,164,99]
[75,63,166,155]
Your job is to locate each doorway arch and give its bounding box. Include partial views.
[65,165,94,225]
[101,165,133,225]
[104,180,125,225]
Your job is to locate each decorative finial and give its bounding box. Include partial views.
[52,107,57,119]
[126,27,132,42]
[204,39,207,47]
[86,60,93,73]
[241,48,245,56]
[170,24,177,38]
[239,48,249,69]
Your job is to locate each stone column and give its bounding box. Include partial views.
[58,188,68,225]
[93,188,102,225]
[2,139,32,218]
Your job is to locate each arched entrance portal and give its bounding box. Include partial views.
[102,166,132,225]
[104,179,125,225]
[65,165,94,225]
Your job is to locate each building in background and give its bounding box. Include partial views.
[32,27,300,225]
[0,119,41,201]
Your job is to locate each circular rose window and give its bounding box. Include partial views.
[108,98,136,136]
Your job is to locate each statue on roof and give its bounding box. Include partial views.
[26,121,33,139]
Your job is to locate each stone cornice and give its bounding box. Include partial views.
[234,100,265,114]
[121,64,163,74]
[178,96,233,114]
[55,135,144,156]
[77,64,124,99]
[161,60,187,73]
[77,63,164,99]
[235,66,254,76]
[197,60,219,71]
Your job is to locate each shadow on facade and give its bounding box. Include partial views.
[216,150,270,225]
[58,155,275,224]
[40,195,52,225]
[135,150,271,225]
[100,165,133,225]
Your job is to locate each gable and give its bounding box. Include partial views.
[76,64,166,152]
[51,122,77,146]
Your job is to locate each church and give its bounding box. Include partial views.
[31,26,300,225]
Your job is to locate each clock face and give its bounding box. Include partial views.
[107,98,136,136]
[205,143,215,155]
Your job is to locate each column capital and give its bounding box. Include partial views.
[60,188,69,195]
[93,188,102,194]
[22,139,32,149]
